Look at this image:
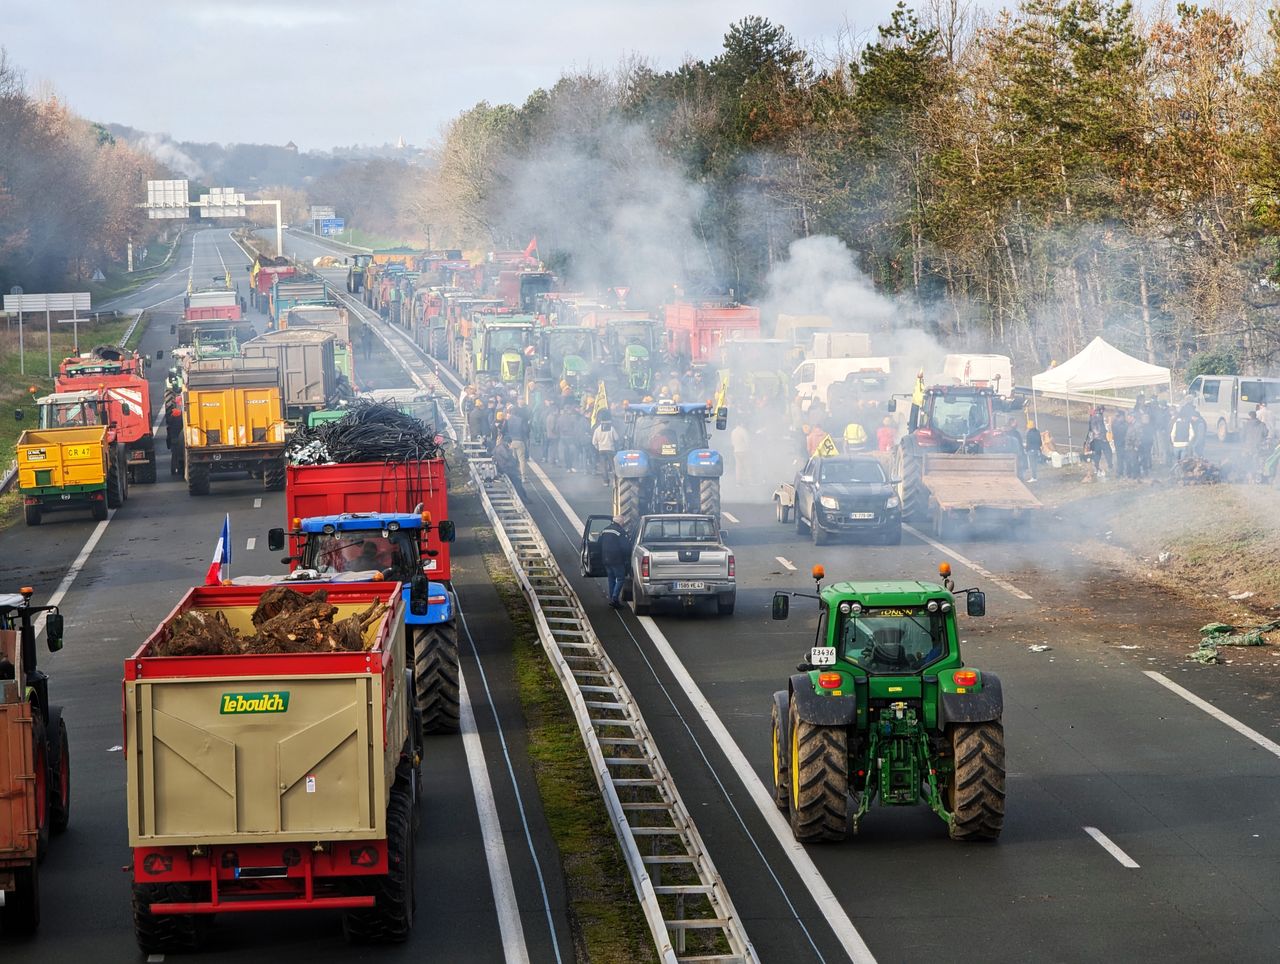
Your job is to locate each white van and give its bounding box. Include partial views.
[1187,374,1280,440]
[794,357,892,412]
[809,331,872,359]
[939,354,1013,398]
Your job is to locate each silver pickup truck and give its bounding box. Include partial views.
[580,513,735,616]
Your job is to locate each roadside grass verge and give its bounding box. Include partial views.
[474,524,656,964]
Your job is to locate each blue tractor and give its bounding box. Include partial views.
[268,510,460,734]
[612,401,729,531]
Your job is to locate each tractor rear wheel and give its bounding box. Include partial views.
[24,504,41,526]
[343,769,415,943]
[787,699,850,842]
[770,701,789,811]
[898,442,926,523]
[32,714,50,861]
[132,884,205,953]
[698,478,721,520]
[948,721,1005,841]
[614,477,641,532]
[107,460,124,508]
[1,862,39,935]
[414,619,460,735]
[263,462,285,491]
[137,452,158,485]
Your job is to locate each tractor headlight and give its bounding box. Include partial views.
[885,495,900,509]
[819,496,840,511]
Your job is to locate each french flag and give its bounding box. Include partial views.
[205,514,231,585]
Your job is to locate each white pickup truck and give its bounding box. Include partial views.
[580,513,735,616]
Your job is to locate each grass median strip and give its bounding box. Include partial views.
[474,525,656,964]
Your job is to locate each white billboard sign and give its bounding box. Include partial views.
[3,292,91,312]
[310,205,336,220]
[145,179,190,219]
[200,186,246,218]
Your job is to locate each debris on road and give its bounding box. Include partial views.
[1028,644,1052,652]
[1229,591,1256,601]
[1175,458,1223,485]
[1188,620,1274,664]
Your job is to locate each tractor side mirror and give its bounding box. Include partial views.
[966,590,986,618]
[156,350,164,360]
[409,572,430,616]
[436,520,456,543]
[121,403,132,416]
[772,592,790,620]
[715,407,728,431]
[14,409,23,421]
[170,324,177,334]
[46,613,64,651]
[887,398,897,413]
[267,527,285,552]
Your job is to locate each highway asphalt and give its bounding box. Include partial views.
[0,229,573,962]
[279,228,1280,961]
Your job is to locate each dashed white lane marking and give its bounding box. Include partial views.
[246,537,256,551]
[1144,671,1280,759]
[1084,827,1140,868]
[722,510,740,524]
[30,510,115,640]
[776,556,797,571]
[253,498,262,509]
[902,524,1033,601]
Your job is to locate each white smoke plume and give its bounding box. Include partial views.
[134,133,205,179]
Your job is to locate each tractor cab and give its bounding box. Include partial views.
[913,385,1007,454]
[37,391,113,430]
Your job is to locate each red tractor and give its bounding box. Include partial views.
[56,347,157,484]
[892,385,1036,536]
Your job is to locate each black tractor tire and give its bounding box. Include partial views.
[137,452,158,485]
[775,500,791,524]
[948,720,1006,841]
[717,593,735,616]
[106,459,124,508]
[884,524,903,546]
[414,618,461,735]
[771,701,789,811]
[24,504,41,526]
[698,477,721,520]
[263,461,286,491]
[630,583,652,616]
[50,715,70,833]
[614,477,641,532]
[1,862,39,935]
[787,699,850,842]
[898,442,927,523]
[132,883,205,953]
[32,713,50,861]
[343,772,415,944]
[187,463,210,497]
[91,500,108,521]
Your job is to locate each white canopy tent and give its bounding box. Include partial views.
[1030,336,1172,449]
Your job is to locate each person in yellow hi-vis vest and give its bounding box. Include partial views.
[909,369,925,431]
[842,422,868,453]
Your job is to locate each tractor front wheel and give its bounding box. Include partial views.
[787,699,850,842]
[50,716,70,833]
[948,721,1005,841]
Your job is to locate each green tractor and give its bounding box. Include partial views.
[768,563,1004,843]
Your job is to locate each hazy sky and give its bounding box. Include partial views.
[4,1,956,150]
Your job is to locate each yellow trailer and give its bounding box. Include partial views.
[183,359,287,496]
[15,425,127,525]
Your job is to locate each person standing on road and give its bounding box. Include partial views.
[505,404,529,483]
[1242,410,1268,480]
[1024,420,1042,482]
[599,515,631,608]
[877,416,896,452]
[1170,405,1196,462]
[360,325,374,360]
[1190,407,1208,458]
[493,435,527,500]
[592,412,619,485]
[1004,417,1025,478]
[1111,411,1130,478]
[730,421,751,485]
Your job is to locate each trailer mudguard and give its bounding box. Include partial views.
[614,450,651,479]
[938,672,1003,725]
[685,448,723,478]
[789,672,859,727]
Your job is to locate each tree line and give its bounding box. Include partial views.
[416,1,1280,373]
[0,52,158,293]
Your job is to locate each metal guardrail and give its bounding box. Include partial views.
[342,293,757,964]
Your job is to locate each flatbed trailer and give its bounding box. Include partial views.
[920,453,1040,538]
[124,582,418,951]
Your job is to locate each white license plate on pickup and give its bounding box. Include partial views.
[849,512,875,520]
[810,646,837,666]
[674,581,706,591]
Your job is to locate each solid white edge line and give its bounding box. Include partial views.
[776,556,797,571]
[902,524,1033,601]
[459,670,532,964]
[722,510,740,524]
[1143,671,1280,759]
[528,459,877,964]
[1083,826,1140,868]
